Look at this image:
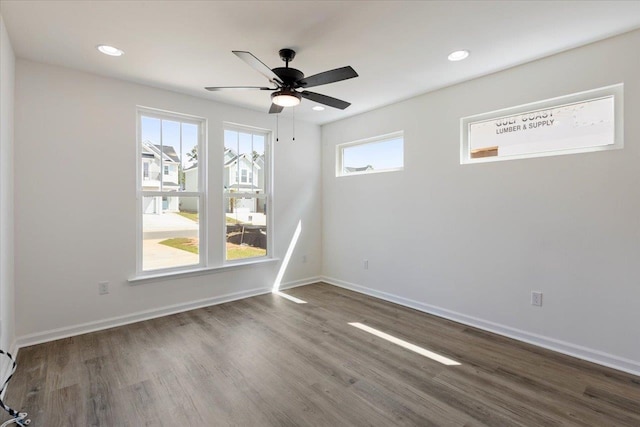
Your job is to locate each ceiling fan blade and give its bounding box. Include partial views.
[301,91,351,110]
[269,103,284,114]
[205,86,274,91]
[296,66,358,88]
[233,51,283,86]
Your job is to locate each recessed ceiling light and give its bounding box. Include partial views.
[97,45,124,57]
[312,106,325,111]
[448,50,469,61]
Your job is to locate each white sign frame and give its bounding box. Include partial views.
[460,84,624,164]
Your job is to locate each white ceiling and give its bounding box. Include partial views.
[2,1,640,125]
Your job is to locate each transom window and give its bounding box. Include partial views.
[460,84,623,163]
[337,131,404,177]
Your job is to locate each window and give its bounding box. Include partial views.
[461,84,623,164]
[224,124,270,262]
[137,108,204,273]
[337,131,404,176]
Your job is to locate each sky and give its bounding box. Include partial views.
[343,137,403,170]
[224,130,265,157]
[141,116,198,169]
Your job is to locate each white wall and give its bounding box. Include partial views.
[0,14,16,354]
[322,30,640,374]
[14,60,322,341]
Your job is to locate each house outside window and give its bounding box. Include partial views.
[223,124,270,262]
[137,108,204,274]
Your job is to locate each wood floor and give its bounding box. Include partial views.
[4,283,640,426]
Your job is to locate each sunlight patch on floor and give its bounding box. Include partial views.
[274,291,307,304]
[349,322,461,366]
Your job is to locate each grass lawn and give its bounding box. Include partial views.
[159,237,266,260]
[159,238,198,254]
[226,242,266,260]
[177,211,198,223]
[225,215,245,225]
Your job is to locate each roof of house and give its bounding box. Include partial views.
[345,165,374,172]
[156,144,180,163]
[141,140,181,163]
[224,149,265,169]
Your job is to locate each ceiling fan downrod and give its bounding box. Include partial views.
[279,48,296,68]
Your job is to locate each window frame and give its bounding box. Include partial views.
[136,107,207,277]
[336,131,405,177]
[222,122,273,265]
[460,84,624,164]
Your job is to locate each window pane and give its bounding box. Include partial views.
[143,196,199,271]
[140,117,161,190]
[224,130,239,193]
[252,134,265,193]
[182,123,198,191]
[468,96,615,159]
[341,136,404,175]
[225,196,267,261]
[160,120,181,192]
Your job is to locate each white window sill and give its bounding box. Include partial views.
[129,257,279,285]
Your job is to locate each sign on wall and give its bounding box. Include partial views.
[460,84,623,163]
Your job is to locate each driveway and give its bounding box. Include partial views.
[143,212,199,239]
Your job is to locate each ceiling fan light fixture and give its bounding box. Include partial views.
[272,89,301,107]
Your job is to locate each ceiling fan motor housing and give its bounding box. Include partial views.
[272,67,304,86]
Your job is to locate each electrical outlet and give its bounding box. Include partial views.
[99,281,109,295]
[364,259,369,270]
[531,291,543,307]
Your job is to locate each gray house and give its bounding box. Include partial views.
[141,140,180,213]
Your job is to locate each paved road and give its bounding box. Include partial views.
[143,229,199,239]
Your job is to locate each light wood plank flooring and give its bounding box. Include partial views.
[3,283,639,426]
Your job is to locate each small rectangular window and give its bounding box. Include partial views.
[164,165,170,175]
[461,84,623,164]
[337,131,404,177]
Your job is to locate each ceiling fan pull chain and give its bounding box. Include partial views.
[292,107,296,142]
[276,114,279,142]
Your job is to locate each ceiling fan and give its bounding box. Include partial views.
[205,48,358,114]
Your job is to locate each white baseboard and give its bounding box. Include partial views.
[15,276,321,350]
[321,276,640,377]
[279,276,322,290]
